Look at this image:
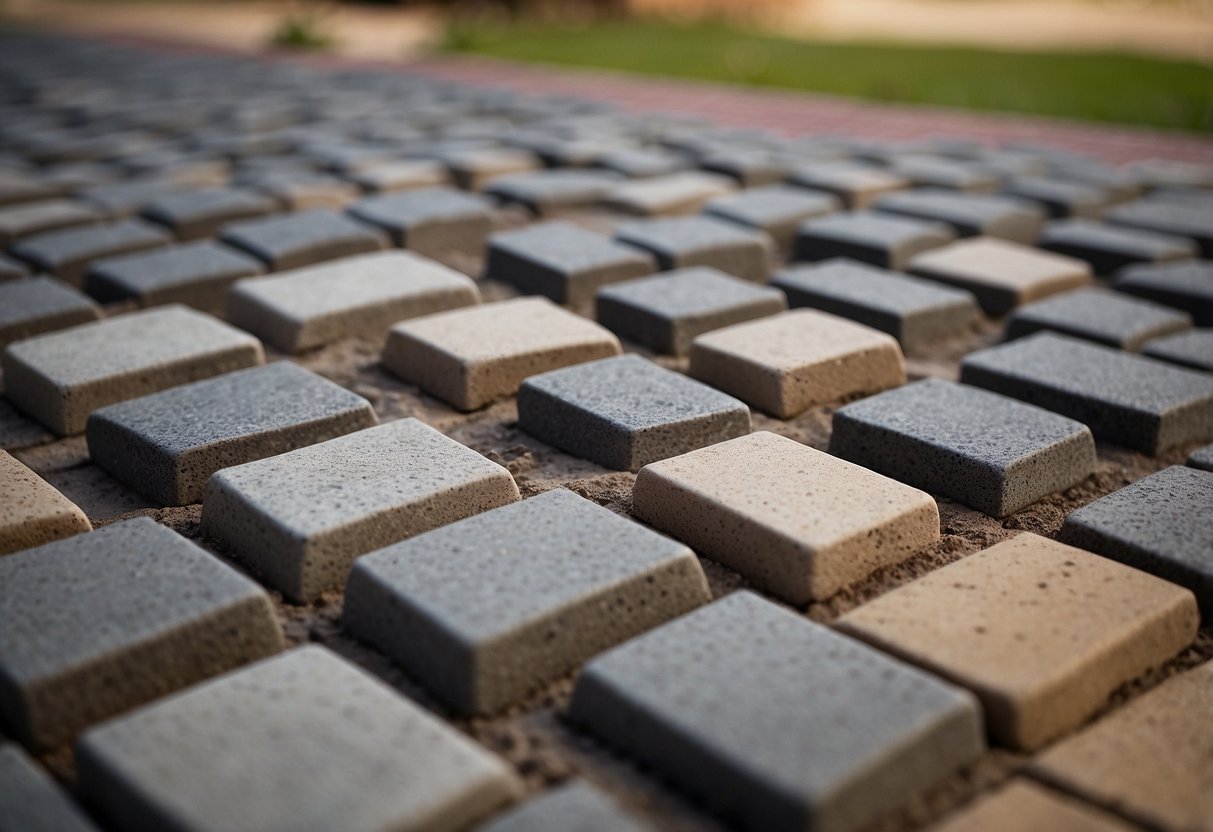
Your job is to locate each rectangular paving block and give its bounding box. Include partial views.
[1005,286,1192,350]
[596,148,692,179]
[345,488,710,715]
[442,147,540,191]
[836,532,1198,750]
[633,432,939,603]
[1028,661,1213,832]
[0,199,103,246]
[1105,198,1213,257]
[88,361,376,506]
[1001,176,1109,219]
[347,187,492,258]
[85,240,266,313]
[871,189,1044,243]
[1059,465,1213,617]
[793,211,955,271]
[141,187,278,241]
[0,450,90,556]
[568,591,983,832]
[217,209,387,271]
[787,161,909,209]
[8,219,171,286]
[700,148,789,188]
[77,645,521,832]
[383,297,621,411]
[601,171,736,216]
[203,417,519,602]
[960,332,1213,454]
[0,253,29,282]
[0,517,283,751]
[930,780,1135,832]
[907,237,1094,316]
[771,258,979,351]
[0,276,100,349]
[250,172,361,212]
[1113,260,1213,326]
[689,309,906,418]
[227,250,479,353]
[831,379,1096,517]
[348,159,451,193]
[595,267,786,357]
[703,185,840,248]
[0,742,101,832]
[476,781,653,832]
[3,305,265,435]
[485,221,656,311]
[1037,219,1197,275]
[614,215,771,283]
[483,169,624,214]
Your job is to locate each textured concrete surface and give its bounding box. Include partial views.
[141,186,277,241]
[9,219,170,285]
[703,185,840,248]
[1105,198,1213,257]
[1141,327,1213,371]
[1113,260,1213,325]
[929,780,1135,832]
[872,189,1044,243]
[0,276,100,349]
[1005,287,1191,349]
[0,743,101,832]
[218,209,386,271]
[0,450,91,556]
[615,216,771,283]
[476,781,655,832]
[86,240,265,313]
[1037,219,1197,275]
[787,162,908,210]
[794,211,955,271]
[348,187,492,258]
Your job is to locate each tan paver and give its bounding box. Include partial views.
[688,309,906,418]
[836,533,1199,751]
[602,171,736,216]
[632,431,940,604]
[930,780,1137,832]
[382,297,622,411]
[0,451,90,556]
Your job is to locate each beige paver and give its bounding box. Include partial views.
[688,309,906,418]
[1028,660,1213,831]
[382,297,622,411]
[602,171,736,216]
[930,780,1137,832]
[0,451,90,556]
[788,162,909,209]
[836,533,1198,751]
[632,431,939,604]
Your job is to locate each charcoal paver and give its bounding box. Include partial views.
[86,240,265,312]
[141,187,278,241]
[703,185,839,247]
[1113,260,1213,325]
[930,780,1136,832]
[602,171,735,216]
[484,169,623,214]
[476,781,654,832]
[0,199,103,246]
[8,219,171,285]
[1037,219,1197,275]
[0,743,101,832]
[871,189,1044,243]
[347,187,492,258]
[1005,287,1192,350]
[1105,198,1213,257]
[0,450,90,556]
[218,209,386,271]
[793,211,955,271]
[787,162,909,209]
[0,276,100,349]
[614,215,771,283]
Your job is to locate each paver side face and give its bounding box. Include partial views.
[1004,286,1192,350]
[85,241,265,313]
[76,646,521,832]
[835,533,1198,750]
[568,591,984,832]
[0,276,100,349]
[632,432,939,603]
[929,780,1137,832]
[0,743,101,832]
[0,450,91,556]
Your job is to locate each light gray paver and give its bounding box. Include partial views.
[141,187,278,241]
[1005,287,1192,350]
[348,159,451,193]
[348,187,493,258]
[0,743,100,832]
[8,219,171,285]
[793,211,955,271]
[0,253,29,282]
[703,185,840,247]
[86,240,265,313]
[601,171,736,216]
[614,215,771,282]
[1113,260,1213,326]
[218,209,387,271]
[0,276,100,349]
[1000,176,1109,219]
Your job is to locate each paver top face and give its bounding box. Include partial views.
[615,215,769,256]
[773,258,975,315]
[490,221,650,273]
[597,267,785,318]
[10,219,170,268]
[477,781,653,832]
[1114,260,1213,302]
[873,188,1041,224]
[930,780,1136,832]
[705,185,840,225]
[0,276,97,330]
[798,211,954,247]
[908,237,1092,291]
[1106,198,1213,241]
[1006,287,1191,348]
[350,187,490,224]
[1040,219,1197,258]
[0,742,102,832]
[142,187,275,223]
[692,308,901,370]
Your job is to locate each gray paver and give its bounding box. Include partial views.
[1001,176,1109,219]
[601,171,736,216]
[88,362,376,506]
[793,211,955,271]
[141,187,278,241]
[3,305,264,435]
[442,147,540,190]
[960,332,1213,454]
[1059,465,1213,616]
[0,171,67,208]
[0,743,100,832]
[614,215,771,282]
[1113,260,1213,325]
[596,148,691,179]
[348,159,451,194]
[1105,198,1213,257]
[1037,219,1197,275]
[8,219,171,286]
[79,179,190,218]
[203,418,519,602]
[77,645,521,832]
[1005,287,1192,350]
[476,781,654,832]
[787,162,909,209]
[771,258,979,351]
[888,156,1001,193]
[0,517,283,751]
[0,199,103,246]
[1143,329,1213,372]
[218,209,387,271]
[484,169,624,214]
[345,488,710,715]
[871,189,1044,243]
[347,187,492,258]
[86,240,265,312]
[568,591,984,832]
[0,450,91,556]
[0,276,100,349]
[0,253,29,282]
[1189,443,1213,471]
[830,379,1097,516]
[703,184,840,247]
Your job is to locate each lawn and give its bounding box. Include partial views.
[443,19,1213,133]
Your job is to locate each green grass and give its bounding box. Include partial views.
[443,19,1213,132]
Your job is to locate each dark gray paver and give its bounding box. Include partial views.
[568,591,984,832]
[203,417,519,602]
[483,169,623,214]
[0,253,29,282]
[595,266,787,357]
[141,187,278,241]
[1113,260,1213,325]
[871,188,1044,243]
[345,488,711,715]
[0,517,283,751]
[3,305,264,435]
[0,450,91,556]
[1037,219,1197,275]
[1142,329,1213,371]
[1005,287,1192,350]
[476,781,654,832]
[959,332,1213,454]
[830,379,1096,516]
[78,179,190,218]
[86,240,265,313]
[787,161,909,209]
[250,172,361,212]
[1188,443,1213,471]
[771,258,979,351]
[1105,198,1213,257]
[793,211,955,271]
[8,219,171,286]
[218,209,386,271]
[518,354,751,471]
[87,362,376,506]
[703,184,839,247]
[0,199,103,246]
[0,743,100,832]
[1000,177,1109,218]
[1059,465,1213,616]
[347,187,492,258]
[77,646,521,832]
[614,215,771,282]
[0,276,100,349]
[0,171,67,208]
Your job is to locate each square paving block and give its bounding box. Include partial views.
[0,450,91,556]
[485,221,656,311]
[836,532,1198,750]
[1105,198,1213,257]
[930,780,1136,832]
[0,276,100,349]
[0,199,103,246]
[0,517,283,751]
[772,259,979,352]
[1113,260,1213,326]
[907,237,1093,316]
[347,187,492,258]
[484,169,623,214]
[477,781,654,832]
[345,488,711,715]
[1000,177,1109,219]
[960,332,1213,454]
[614,215,771,283]
[1037,219,1197,275]
[76,646,521,832]
[348,159,451,194]
[871,189,1044,243]
[383,297,621,411]
[218,209,387,271]
[688,309,906,418]
[518,355,751,471]
[830,379,1096,517]
[3,305,265,435]
[1028,661,1213,832]
[86,241,265,313]
[1005,287,1192,350]
[793,211,955,271]
[8,219,171,286]
[568,591,983,832]
[203,417,519,603]
[703,185,840,248]
[1142,328,1213,371]
[228,250,479,353]
[1059,465,1213,617]
[141,187,278,241]
[633,432,939,603]
[442,147,540,190]
[787,162,909,209]
[0,253,29,282]
[88,362,376,506]
[0,743,101,832]
[596,267,786,357]
[601,171,736,216]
